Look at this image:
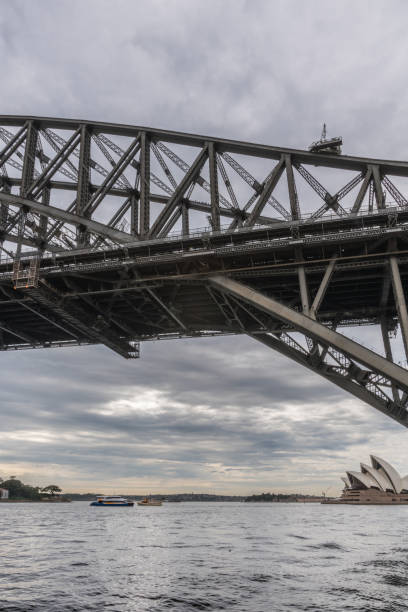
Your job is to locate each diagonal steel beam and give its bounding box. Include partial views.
[92,134,131,189]
[62,276,138,338]
[208,142,220,231]
[19,299,80,339]
[312,173,364,219]
[382,175,408,208]
[0,319,39,346]
[371,164,385,210]
[92,196,133,250]
[221,152,289,219]
[41,129,79,181]
[209,275,408,392]
[148,145,208,238]
[25,128,81,199]
[0,227,62,252]
[145,287,187,330]
[216,154,239,210]
[0,124,28,168]
[0,192,131,244]
[151,141,178,190]
[84,135,140,216]
[25,280,138,359]
[351,168,372,213]
[250,331,407,426]
[310,257,337,318]
[295,163,348,218]
[245,157,285,226]
[158,207,182,238]
[156,141,232,209]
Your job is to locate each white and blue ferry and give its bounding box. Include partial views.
[90,495,134,507]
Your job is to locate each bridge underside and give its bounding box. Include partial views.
[0,116,408,426]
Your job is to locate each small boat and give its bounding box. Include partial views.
[137,496,162,506]
[90,495,134,507]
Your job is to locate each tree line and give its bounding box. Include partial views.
[0,476,62,500]
[244,492,315,502]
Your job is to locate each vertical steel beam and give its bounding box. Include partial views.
[130,192,138,236]
[285,155,300,220]
[208,142,220,231]
[21,121,38,197]
[295,247,309,314]
[298,266,309,314]
[381,318,394,361]
[296,248,316,353]
[367,182,374,212]
[139,132,150,237]
[181,202,189,235]
[380,265,391,310]
[381,316,400,403]
[39,186,50,245]
[36,139,50,246]
[76,124,91,247]
[390,255,408,360]
[0,179,10,261]
[16,121,37,261]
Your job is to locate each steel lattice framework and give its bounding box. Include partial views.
[1,116,408,425]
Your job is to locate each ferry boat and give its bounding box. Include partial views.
[90,495,134,507]
[137,496,162,506]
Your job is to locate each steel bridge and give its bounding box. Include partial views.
[1,116,408,426]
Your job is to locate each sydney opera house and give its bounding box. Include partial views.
[324,455,408,504]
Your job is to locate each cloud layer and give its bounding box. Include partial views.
[0,0,407,494]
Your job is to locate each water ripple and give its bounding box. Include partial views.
[0,502,406,611]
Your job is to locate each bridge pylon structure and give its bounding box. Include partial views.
[0,116,408,425]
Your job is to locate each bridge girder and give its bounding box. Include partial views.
[1,116,408,425]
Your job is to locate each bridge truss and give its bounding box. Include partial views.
[0,116,408,425]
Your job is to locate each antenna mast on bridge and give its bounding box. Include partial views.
[309,123,342,154]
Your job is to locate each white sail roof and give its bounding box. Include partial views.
[341,456,406,493]
[360,463,390,492]
[401,475,408,492]
[370,455,402,493]
[346,471,379,490]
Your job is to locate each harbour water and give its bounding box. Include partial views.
[0,501,407,611]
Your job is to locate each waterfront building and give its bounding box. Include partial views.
[324,456,408,504]
[0,488,9,499]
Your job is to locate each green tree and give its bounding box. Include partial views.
[1,479,41,500]
[41,485,62,497]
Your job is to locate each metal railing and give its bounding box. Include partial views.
[12,256,40,289]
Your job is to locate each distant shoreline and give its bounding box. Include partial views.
[0,498,71,503]
[64,493,328,503]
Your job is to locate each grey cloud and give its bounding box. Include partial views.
[0,0,407,493]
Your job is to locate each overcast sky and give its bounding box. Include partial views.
[1,0,407,495]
